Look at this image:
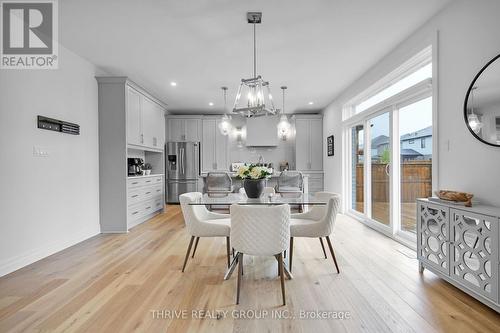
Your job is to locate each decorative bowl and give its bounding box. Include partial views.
[434,190,474,207]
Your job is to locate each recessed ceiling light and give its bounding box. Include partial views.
[208,102,214,106]
[170,82,177,87]
[308,101,314,105]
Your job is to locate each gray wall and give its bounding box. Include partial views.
[322,0,500,207]
[0,45,102,276]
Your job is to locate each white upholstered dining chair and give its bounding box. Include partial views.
[289,192,341,273]
[230,204,290,305]
[179,192,231,272]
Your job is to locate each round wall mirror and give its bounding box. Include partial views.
[464,54,500,147]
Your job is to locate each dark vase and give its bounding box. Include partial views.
[243,179,265,198]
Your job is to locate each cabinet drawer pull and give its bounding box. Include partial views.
[145,191,151,195]
[145,206,152,210]
[132,211,139,215]
[131,194,139,198]
[145,180,152,183]
[131,182,139,185]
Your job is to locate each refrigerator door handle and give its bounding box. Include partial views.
[180,148,185,175]
[194,143,200,176]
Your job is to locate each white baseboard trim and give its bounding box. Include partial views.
[100,230,129,234]
[0,227,100,278]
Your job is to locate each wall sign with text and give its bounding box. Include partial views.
[327,135,334,156]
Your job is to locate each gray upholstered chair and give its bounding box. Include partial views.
[206,172,234,197]
[275,171,303,197]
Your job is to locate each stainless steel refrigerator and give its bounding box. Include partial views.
[166,142,200,203]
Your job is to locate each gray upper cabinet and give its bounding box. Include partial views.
[295,115,323,171]
[167,117,201,142]
[201,118,228,172]
[125,84,166,151]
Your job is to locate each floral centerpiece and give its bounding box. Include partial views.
[236,164,272,198]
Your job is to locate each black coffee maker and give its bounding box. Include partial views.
[128,158,144,176]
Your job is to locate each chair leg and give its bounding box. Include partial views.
[191,237,200,258]
[278,253,286,306]
[182,236,195,272]
[236,253,243,304]
[226,237,231,268]
[289,237,294,273]
[319,238,327,259]
[325,236,340,274]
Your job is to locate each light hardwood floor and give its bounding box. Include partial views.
[1,205,499,332]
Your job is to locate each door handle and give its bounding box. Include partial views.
[180,148,185,174]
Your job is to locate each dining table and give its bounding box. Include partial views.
[188,192,328,280]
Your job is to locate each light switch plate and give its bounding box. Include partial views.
[33,146,49,157]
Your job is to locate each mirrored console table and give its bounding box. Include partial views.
[417,198,500,312]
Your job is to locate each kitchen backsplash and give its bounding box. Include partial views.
[227,116,296,170]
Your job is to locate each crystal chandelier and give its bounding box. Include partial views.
[218,86,232,135]
[232,12,276,118]
[277,86,291,140]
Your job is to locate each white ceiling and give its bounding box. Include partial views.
[60,0,453,114]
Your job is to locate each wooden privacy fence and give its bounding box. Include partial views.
[355,161,432,203]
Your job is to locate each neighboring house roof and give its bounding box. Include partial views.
[400,126,432,141]
[401,148,423,156]
[371,135,389,148]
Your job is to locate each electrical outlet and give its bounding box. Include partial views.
[33,146,49,157]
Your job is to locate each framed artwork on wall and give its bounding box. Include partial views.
[327,135,334,156]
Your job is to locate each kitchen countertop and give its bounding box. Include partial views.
[199,171,323,177]
[128,174,164,179]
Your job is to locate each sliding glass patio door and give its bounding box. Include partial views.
[368,111,391,227]
[347,95,433,242]
[398,97,433,236]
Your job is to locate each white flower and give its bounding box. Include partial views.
[249,167,262,179]
[237,165,249,179]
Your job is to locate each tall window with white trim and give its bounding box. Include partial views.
[343,46,434,242]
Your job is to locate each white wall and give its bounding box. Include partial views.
[227,116,296,169]
[322,0,500,207]
[0,45,102,276]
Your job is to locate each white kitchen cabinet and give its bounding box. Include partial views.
[168,118,185,142]
[127,175,164,229]
[126,85,166,151]
[167,117,201,142]
[142,97,165,149]
[153,103,165,149]
[303,173,324,193]
[295,115,323,171]
[201,118,228,172]
[141,96,156,148]
[126,87,142,146]
[96,77,167,233]
[186,119,201,142]
[309,119,323,170]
